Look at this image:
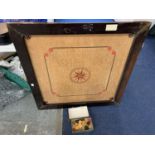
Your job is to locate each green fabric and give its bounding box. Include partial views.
[0,66,31,91]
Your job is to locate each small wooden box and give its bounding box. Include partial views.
[8,22,151,109]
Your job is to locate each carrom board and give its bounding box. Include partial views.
[8,22,150,109]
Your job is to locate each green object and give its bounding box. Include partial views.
[0,66,31,91]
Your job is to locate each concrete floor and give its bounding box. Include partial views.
[0,93,63,135]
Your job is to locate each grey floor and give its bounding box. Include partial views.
[0,93,63,135]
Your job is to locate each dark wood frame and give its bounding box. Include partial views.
[7,22,151,109]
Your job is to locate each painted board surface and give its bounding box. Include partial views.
[25,34,134,104]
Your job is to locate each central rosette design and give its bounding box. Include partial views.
[70,68,90,83]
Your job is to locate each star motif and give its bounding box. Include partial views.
[70,68,90,83]
[74,70,86,81]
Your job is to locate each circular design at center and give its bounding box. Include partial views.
[70,68,90,83]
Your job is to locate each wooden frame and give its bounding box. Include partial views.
[7,22,151,109]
